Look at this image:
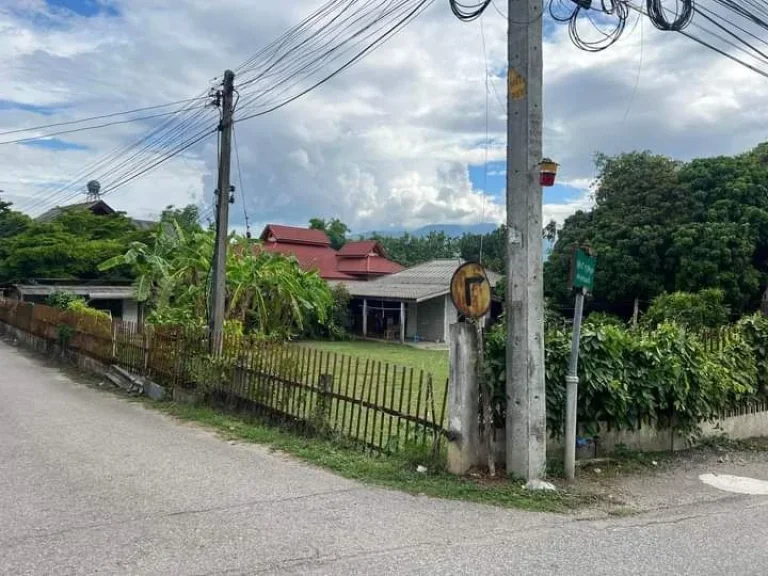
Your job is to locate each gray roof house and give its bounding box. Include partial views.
[331,259,501,344]
[6,283,142,323]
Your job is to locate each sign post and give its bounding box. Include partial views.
[565,248,596,480]
[449,262,495,474]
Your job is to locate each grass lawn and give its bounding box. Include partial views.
[300,340,449,387]
[298,341,451,449]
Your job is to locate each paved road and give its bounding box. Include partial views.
[2,340,768,575]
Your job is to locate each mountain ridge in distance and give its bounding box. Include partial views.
[358,222,499,238]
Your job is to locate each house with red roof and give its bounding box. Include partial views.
[258,224,403,281]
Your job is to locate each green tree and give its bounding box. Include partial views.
[309,217,349,250]
[160,204,202,235]
[0,206,150,283]
[0,197,31,239]
[644,289,730,330]
[545,146,768,317]
[457,226,505,273]
[371,231,457,267]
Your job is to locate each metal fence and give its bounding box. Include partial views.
[0,298,449,454]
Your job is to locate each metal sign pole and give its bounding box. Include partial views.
[565,287,586,480]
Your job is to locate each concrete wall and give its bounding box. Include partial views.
[488,405,768,462]
[416,296,445,342]
[122,299,139,324]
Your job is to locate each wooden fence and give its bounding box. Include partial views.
[0,298,449,454]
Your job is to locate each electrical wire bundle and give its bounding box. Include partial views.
[629,0,768,79]
[449,0,493,20]
[548,0,633,51]
[232,0,435,123]
[646,0,694,30]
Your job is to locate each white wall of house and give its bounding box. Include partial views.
[122,299,139,324]
[415,296,446,342]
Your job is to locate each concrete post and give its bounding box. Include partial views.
[362,299,368,337]
[447,322,482,475]
[505,0,547,482]
[399,301,405,344]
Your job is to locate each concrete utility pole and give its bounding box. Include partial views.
[209,69,235,353]
[505,0,547,481]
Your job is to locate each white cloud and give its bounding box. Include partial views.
[0,1,766,233]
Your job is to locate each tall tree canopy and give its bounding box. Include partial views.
[160,204,203,235]
[371,231,458,268]
[545,145,768,316]
[309,217,349,250]
[0,200,152,282]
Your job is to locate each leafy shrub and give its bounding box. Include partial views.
[735,313,768,395]
[485,316,766,439]
[303,284,351,340]
[46,291,82,310]
[644,289,729,330]
[46,291,110,321]
[47,291,111,339]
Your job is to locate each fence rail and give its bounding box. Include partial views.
[0,298,448,454]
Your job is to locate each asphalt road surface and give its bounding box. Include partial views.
[2,340,767,575]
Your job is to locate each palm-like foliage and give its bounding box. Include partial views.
[100,221,332,337]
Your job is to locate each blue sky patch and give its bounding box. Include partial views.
[0,99,62,116]
[20,138,88,151]
[45,0,119,17]
[469,160,587,204]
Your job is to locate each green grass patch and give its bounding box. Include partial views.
[300,340,449,386]
[152,400,592,513]
[298,341,450,434]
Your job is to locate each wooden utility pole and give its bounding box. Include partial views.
[209,69,235,353]
[505,0,546,481]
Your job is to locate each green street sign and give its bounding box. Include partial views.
[572,248,596,291]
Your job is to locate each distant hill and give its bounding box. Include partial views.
[359,222,499,238]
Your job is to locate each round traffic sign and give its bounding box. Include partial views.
[450,262,491,319]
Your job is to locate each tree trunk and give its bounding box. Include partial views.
[632,296,640,327]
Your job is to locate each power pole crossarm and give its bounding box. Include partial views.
[505,0,547,481]
[209,69,235,353]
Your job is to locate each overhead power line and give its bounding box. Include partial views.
[233,0,436,122]
[8,0,438,221]
[0,97,208,138]
[15,96,216,218]
[0,107,207,146]
[232,124,251,238]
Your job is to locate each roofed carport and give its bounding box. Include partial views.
[331,259,501,344]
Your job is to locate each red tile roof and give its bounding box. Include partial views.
[337,256,403,275]
[259,225,403,281]
[260,224,330,246]
[337,240,380,257]
[260,243,356,280]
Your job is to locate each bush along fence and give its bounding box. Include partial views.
[0,299,449,455]
[485,312,768,447]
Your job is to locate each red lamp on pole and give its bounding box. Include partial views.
[539,158,559,187]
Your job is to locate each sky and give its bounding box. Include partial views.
[1,0,767,236]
